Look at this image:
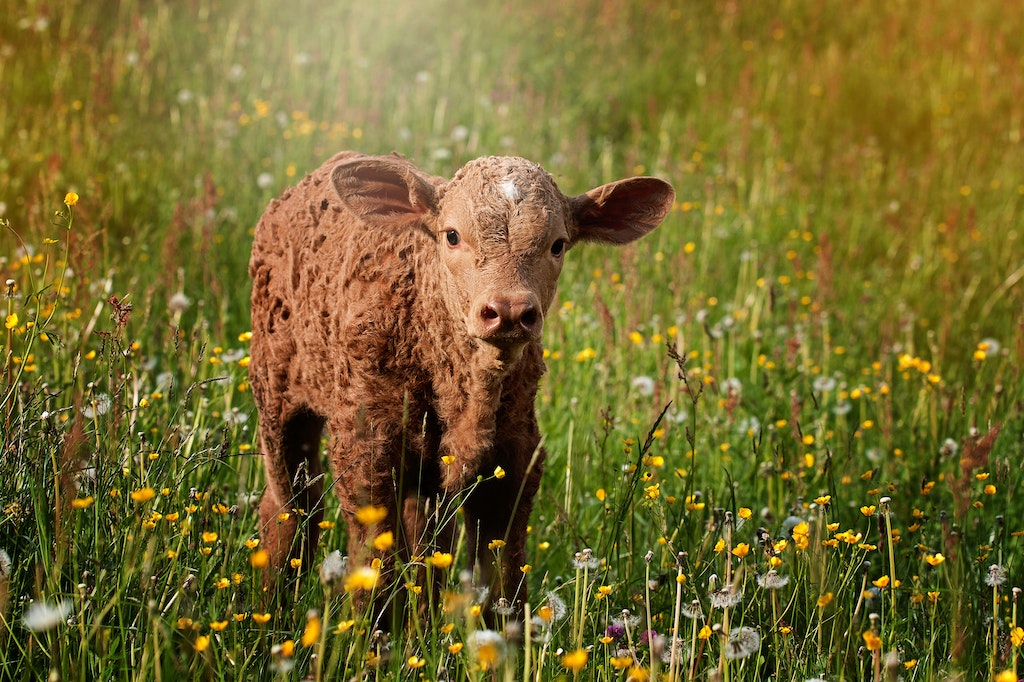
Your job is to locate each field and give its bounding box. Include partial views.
[2,0,1024,679]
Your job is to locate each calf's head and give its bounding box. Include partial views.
[332,155,674,356]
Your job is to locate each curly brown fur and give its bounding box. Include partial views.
[249,151,674,624]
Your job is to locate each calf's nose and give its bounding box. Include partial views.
[477,295,542,339]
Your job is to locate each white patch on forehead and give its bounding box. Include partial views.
[498,179,523,202]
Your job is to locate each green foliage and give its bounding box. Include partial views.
[1,0,1023,679]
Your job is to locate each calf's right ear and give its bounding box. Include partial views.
[331,157,438,229]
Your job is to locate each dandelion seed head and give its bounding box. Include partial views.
[572,548,600,570]
[0,548,10,578]
[756,570,790,590]
[986,564,1009,587]
[168,292,191,313]
[319,550,346,585]
[940,438,959,457]
[708,586,743,609]
[723,626,760,660]
[631,375,655,397]
[22,599,72,632]
[467,629,506,669]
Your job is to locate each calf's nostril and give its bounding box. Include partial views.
[481,306,500,321]
[519,308,539,329]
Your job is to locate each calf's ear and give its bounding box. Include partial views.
[571,177,675,245]
[331,156,438,228]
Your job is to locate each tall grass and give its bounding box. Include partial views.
[1,0,1023,679]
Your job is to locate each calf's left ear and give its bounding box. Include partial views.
[331,156,438,229]
[570,177,675,245]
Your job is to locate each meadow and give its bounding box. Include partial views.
[1,0,1023,679]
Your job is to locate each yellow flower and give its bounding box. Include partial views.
[575,347,596,362]
[448,642,463,654]
[214,577,230,589]
[731,543,750,558]
[860,505,876,517]
[561,648,588,672]
[5,314,18,329]
[872,575,891,589]
[984,484,997,495]
[64,192,79,207]
[698,625,713,640]
[355,505,388,526]
[488,539,505,551]
[301,612,321,647]
[252,612,272,625]
[994,671,1018,682]
[244,538,260,549]
[250,549,269,569]
[925,553,945,567]
[407,656,426,669]
[738,507,752,519]
[862,630,882,651]
[373,531,394,551]
[194,635,210,652]
[817,592,834,608]
[289,557,303,569]
[1011,627,1024,648]
[130,487,156,503]
[344,566,380,592]
[71,496,94,509]
[278,640,295,657]
[610,656,633,669]
[430,551,454,569]
[814,495,832,505]
[209,620,228,632]
[202,531,218,543]
[713,538,726,553]
[493,466,506,479]
[644,483,660,499]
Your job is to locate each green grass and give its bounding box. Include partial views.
[2,0,1023,679]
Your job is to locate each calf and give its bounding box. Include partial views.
[249,152,673,620]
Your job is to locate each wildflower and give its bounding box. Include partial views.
[202,531,218,543]
[1011,627,1024,648]
[373,531,394,551]
[4,314,17,329]
[289,558,302,569]
[467,630,506,670]
[925,553,945,567]
[301,611,321,647]
[252,612,272,625]
[756,570,790,590]
[407,655,426,669]
[817,592,834,608]
[561,648,589,672]
[539,591,568,623]
[631,376,655,397]
[130,487,156,504]
[575,347,596,362]
[862,630,882,651]
[344,565,379,592]
[986,564,1008,587]
[610,656,634,669]
[209,621,228,632]
[724,626,761,660]
[64,192,79,206]
[355,505,388,526]
[250,549,269,569]
[860,505,876,517]
[709,586,743,609]
[71,496,94,510]
[22,599,72,632]
[572,548,600,570]
[681,599,703,620]
[732,543,750,558]
[488,539,505,551]
[698,624,713,639]
[194,635,210,652]
[644,483,660,500]
[320,550,346,585]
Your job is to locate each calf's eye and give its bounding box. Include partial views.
[550,239,566,256]
[445,230,461,247]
